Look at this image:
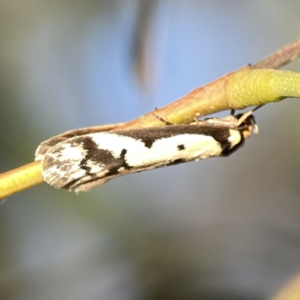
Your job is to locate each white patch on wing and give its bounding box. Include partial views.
[123,134,223,168]
[90,132,148,158]
[59,145,85,160]
[227,129,241,146]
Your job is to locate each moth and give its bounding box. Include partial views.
[35,112,257,192]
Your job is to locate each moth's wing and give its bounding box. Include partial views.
[35,116,240,160]
[73,177,112,192]
[40,131,135,192]
[37,114,256,193]
[35,123,124,160]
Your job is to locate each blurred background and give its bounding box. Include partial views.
[1,1,300,299]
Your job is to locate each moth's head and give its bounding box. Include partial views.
[236,113,258,140]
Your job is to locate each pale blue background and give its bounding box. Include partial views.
[1,1,300,299]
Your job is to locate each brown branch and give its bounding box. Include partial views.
[253,37,300,69]
[113,38,300,131]
[0,161,44,199]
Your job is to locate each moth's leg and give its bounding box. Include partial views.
[152,113,174,125]
[236,112,259,134]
